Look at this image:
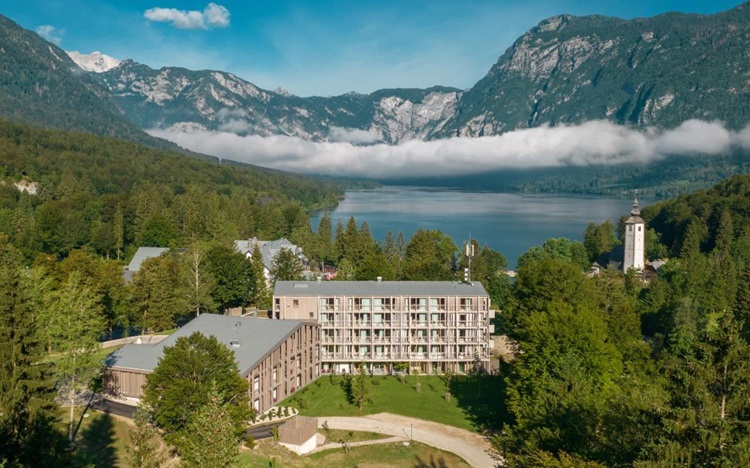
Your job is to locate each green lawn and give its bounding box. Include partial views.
[239,439,470,467]
[57,408,134,467]
[281,374,508,433]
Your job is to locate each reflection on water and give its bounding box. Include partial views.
[311,186,643,269]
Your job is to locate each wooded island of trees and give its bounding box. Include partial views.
[2,118,750,465]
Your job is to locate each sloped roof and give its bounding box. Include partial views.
[126,247,169,272]
[107,314,304,376]
[234,237,305,271]
[274,280,489,297]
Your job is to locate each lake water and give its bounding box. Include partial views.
[311,186,646,269]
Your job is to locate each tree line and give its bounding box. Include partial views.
[495,174,750,466]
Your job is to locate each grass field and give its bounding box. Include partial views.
[239,438,471,467]
[58,408,134,467]
[282,374,507,433]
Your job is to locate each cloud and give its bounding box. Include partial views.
[148,119,750,179]
[329,127,381,144]
[36,25,64,45]
[144,3,230,30]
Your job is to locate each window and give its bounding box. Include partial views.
[638,226,642,232]
[272,368,277,383]
[411,298,427,311]
[253,376,259,392]
[309,312,314,318]
[628,225,633,232]
[293,299,299,307]
[460,298,473,311]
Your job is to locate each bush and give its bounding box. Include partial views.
[371,378,381,386]
[298,397,309,409]
[245,436,256,449]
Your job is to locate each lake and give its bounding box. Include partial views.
[311,186,646,269]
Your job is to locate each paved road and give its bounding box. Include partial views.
[99,399,278,440]
[318,413,500,467]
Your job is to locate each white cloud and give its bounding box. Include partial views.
[329,127,381,144]
[36,25,64,45]
[148,120,750,179]
[144,3,230,30]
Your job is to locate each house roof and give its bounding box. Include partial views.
[274,280,489,297]
[107,314,305,376]
[126,247,169,272]
[234,237,305,271]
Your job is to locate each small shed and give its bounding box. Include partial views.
[278,415,318,455]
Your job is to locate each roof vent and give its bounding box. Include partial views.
[229,339,241,348]
[293,283,308,288]
[377,276,382,283]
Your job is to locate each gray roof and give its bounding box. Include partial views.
[274,280,489,297]
[126,247,169,272]
[108,314,304,376]
[235,237,305,271]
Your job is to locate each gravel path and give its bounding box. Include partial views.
[317,413,500,467]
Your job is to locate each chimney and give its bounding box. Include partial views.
[377,276,382,283]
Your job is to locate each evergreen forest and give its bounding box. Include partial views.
[2,116,750,465]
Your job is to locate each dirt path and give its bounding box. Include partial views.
[317,413,500,467]
[309,436,406,454]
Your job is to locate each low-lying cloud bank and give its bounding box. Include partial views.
[149,120,750,179]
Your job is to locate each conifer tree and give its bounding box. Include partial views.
[0,238,57,464]
[250,244,271,309]
[181,383,241,467]
[125,406,167,468]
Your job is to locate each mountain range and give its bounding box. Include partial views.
[66,3,750,145]
[0,4,748,173]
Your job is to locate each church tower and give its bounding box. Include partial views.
[623,191,645,271]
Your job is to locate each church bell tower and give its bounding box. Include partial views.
[623,191,645,271]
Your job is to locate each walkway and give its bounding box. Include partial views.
[317,413,500,467]
[309,436,406,455]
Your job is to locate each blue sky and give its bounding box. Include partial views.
[4,0,746,96]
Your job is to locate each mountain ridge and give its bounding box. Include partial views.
[74,2,750,145]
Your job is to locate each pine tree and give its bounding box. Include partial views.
[125,406,167,468]
[271,248,304,282]
[250,245,271,309]
[316,213,335,266]
[0,238,57,464]
[181,383,241,467]
[112,204,124,261]
[353,362,369,410]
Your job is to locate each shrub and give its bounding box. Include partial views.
[298,397,309,409]
[244,435,256,449]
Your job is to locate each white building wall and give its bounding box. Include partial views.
[279,434,317,455]
[624,221,645,271]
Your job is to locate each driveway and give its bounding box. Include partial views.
[317,413,500,467]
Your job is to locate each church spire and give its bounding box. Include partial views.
[631,189,641,216]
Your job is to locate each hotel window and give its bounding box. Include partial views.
[253,376,259,392]
[293,299,299,307]
[460,298,473,311]
[411,298,427,311]
[272,368,277,383]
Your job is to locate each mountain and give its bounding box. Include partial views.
[434,4,750,137]
[96,59,460,144]
[0,15,199,153]
[66,50,121,73]
[86,3,750,145]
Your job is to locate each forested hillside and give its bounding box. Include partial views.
[0,119,346,260]
[495,172,750,466]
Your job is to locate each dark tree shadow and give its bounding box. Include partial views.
[74,411,118,468]
[414,454,448,468]
[449,361,512,432]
